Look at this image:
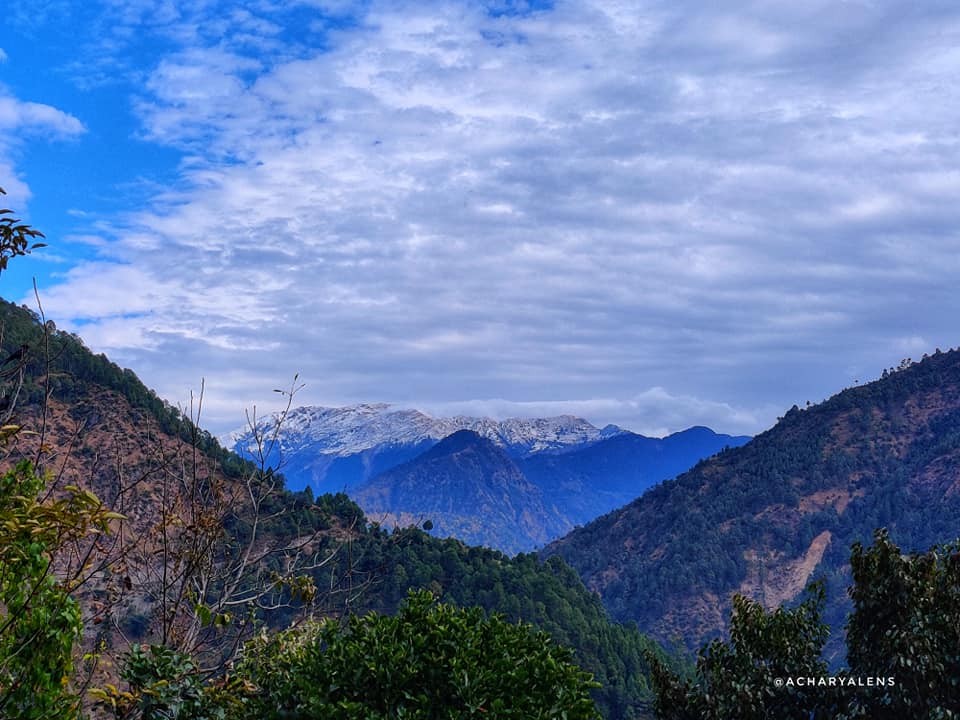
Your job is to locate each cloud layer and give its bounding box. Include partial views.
[9,0,960,435]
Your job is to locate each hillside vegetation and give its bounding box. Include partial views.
[545,348,960,660]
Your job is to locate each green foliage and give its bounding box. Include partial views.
[331,524,664,719]
[92,644,226,720]
[649,584,832,720]
[241,494,664,718]
[236,589,601,719]
[843,529,960,718]
[0,461,103,719]
[0,187,46,273]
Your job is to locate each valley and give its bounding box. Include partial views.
[4,296,960,718]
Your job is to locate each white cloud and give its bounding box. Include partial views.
[0,162,29,203]
[0,93,85,137]
[25,0,960,435]
[0,84,85,217]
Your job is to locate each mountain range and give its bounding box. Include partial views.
[352,430,572,554]
[6,291,960,715]
[229,405,751,552]
[226,403,627,492]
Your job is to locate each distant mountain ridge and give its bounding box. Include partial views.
[227,403,627,492]
[520,426,751,527]
[230,402,626,455]
[357,426,750,552]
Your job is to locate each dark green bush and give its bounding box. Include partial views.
[235,589,601,719]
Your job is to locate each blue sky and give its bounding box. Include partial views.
[2,0,959,436]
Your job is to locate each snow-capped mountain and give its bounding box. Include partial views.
[227,403,751,552]
[226,403,625,493]
[228,403,624,461]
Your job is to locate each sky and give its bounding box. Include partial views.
[2,0,959,438]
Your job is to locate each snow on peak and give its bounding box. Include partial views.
[228,404,624,458]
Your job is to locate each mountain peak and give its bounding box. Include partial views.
[352,428,565,554]
[424,428,497,456]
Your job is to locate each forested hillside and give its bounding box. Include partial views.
[545,348,960,661]
[0,298,248,477]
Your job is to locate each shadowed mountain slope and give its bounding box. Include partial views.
[352,430,573,554]
[520,426,750,526]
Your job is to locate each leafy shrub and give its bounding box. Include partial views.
[0,462,87,719]
[236,589,602,719]
[93,644,229,720]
